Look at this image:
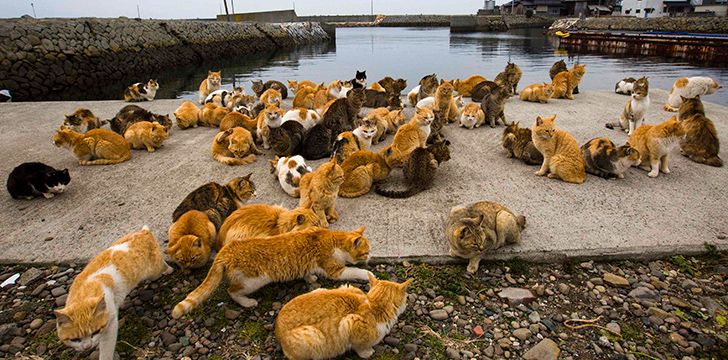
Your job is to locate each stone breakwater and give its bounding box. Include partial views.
[450,15,555,32]
[0,18,331,101]
[550,16,728,34]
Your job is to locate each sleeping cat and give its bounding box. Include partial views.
[363,89,397,108]
[269,155,312,197]
[172,174,256,230]
[301,88,366,160]
[275,274,411,360]
[63,108,102,133]
[199,103,230,127]
[167,210,216,269]
[53,128,131,166]
[627,116,686,177]
[268,120,306,157]
[219,112,257,133]
[299,159,345,227]
[217,204,322,248]
[55,226,172,360]
[199,71,222,104]
[333,117,378,163]
[606,76,650,135]
[6,162,70,199]
[501,122,543,166]
[615,77,637,95]
[581,138,640,179]
[338,149,392,198]
[446,201,525,273]
[174,101,200,129]
[664,76,721,112]
[108,105,172,134]
[204,88,243,108]
[481,83,510,128]
[124,79,159,102]
[532,115,586,184]
[549,60,579,95]
[459,103,485,129]
[678,96,722,167]
[288,79,317,94]
[494,62,522,95]
[171,227,372,317]
[551,64,586,100]
[376,76,408,96]
[364,107,406,144]
[375,140,450,198]
[123,121,168,152]
[211,127,261,166]
[519,83,555,103]
[293,83,322,109]
[386,107,433,167]
[453,75,486,97]
[351,70,367,89]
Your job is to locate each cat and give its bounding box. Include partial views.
[501,122,544,166]
[211,127,261,166]
[606,76,650,135]
[376,77,408,96]
[217,204,322,248]
[123,121,168,152]
[407,85,421,107]
[199,103,230,127]
[494,62,522,95]
[470,80,500,103]
[268,120,306,157]
[333,117,378,163]
[386,107,433,167]
[327,80,345,99]
[551,64,586,100]
[293,83,323,109]
[53,128,131,165]
[418,73,438,99]
[174,101,200,129]
[124,79,158,102]
[664,76,722,112]
[627,116,686,177]
[171,227,372,318]
[269,155,312,197]
[260,88,283,107]
[364,108,406,144]
[313,86,335,111]
[6,162,70,199]
[251,79,289,99]
[63,108,102,133]
[275,274,411,360]
[375,140,450,198]
[369,82,386,92]
[519,83,555,103]
[434,80,457,124]
[204,88,243,108]
[167,210,216,269]
[581,138,641,179]
[336,80,354,99]
[301,88,366,160]
[453,75,486,97]
[282,107,322,130]
[199,71,221,104]
[481,83,510,128]
[446,201,525,273]
[532,115,586,184]
[108,105,172,134]
[615,77,637,95]
[678,96,722,167]
[55,226,172,360]
[219,111,257,133]
[227,93,254,112]
[459,103,485,129]
[338,149,392,198]
[255,104,285,149]
[363,88,396,108]
[352,70,367,89]
[549,60,579,95]
[288,80,317,94]
[299,159,345,227]
[172,174,255,230]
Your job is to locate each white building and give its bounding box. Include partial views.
[620,0,666,17]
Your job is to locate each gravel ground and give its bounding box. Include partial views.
[1,251,726,359]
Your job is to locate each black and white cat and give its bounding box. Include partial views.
[6,162,70,199]
[352,70,367,89]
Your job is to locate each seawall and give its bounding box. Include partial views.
[450,15,555,32]
[550,16,728,34]
[0,18,331,101]
[299,14,451,27]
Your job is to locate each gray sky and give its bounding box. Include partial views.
[2,0,504,19]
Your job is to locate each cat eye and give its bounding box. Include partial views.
[92,329,102,336]
[70,337,81,342]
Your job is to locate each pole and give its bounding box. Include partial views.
[30,2,36,17]
[137,4,140,18]
[223,0,230,21]
[230,0,235,15]
[371,0,374,16]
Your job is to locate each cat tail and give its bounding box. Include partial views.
[604,121,620,130]
[374,184,420,199]
[694,155,723,167]
[214,154,256,166]
[172,259,225,319]
[516,215,526,230]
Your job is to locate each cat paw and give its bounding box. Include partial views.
[42,193,55,199]
[535,170,547,176]
[304,274,318,284]
[648,171,659,178]
[146,147,156,153]
[163,263,174,275]
[466,263,479,274]
[234,297,258,308]
[356,348,375,358]
[547,173,558,179]
[617,174,625,179]
[661,167,670,174]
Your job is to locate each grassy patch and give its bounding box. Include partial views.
[375,271,391,280]
[620,321,643,342]
[117,314,149,355]
[669,255,702,276]
[237,321,267,342]
[396,264,467,299]
[502,257,530,275]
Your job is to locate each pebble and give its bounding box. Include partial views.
[29,319,44,330]
[603,273,630,287]
[513,328,532,340]
[523,338,561,360]
[446,347,460,359]
[557,283,570,294]
[430,309,449,321]
[498,287,536,304]
[606,322,621,336]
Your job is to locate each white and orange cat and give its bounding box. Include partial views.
[282,107,322,130]
[386,107,433,167]
[55,226,172,360]
[459,103,485,129]
[255,104,285,149]
[628,116,686,177]
[664,76,721,112]
[199,70,222,104]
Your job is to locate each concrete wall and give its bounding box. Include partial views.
[217,10,298,22]
[298,15,376,23]
[451,15,555,32]
[550,16,728,33]
[0,18,330,101]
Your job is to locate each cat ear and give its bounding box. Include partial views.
[296,214,306,225]
[353,236,363,248]
[54,309,71,325]
[680,95,687,102]
[193,238,202,248]
[208,70,212,75]
[367,272,378,287]
[535,116,543,126]
[400,279,414,289]
[243,172,252,180]
[355,226,365,235]
[62,169,69,176]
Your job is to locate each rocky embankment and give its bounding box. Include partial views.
[550,16,728,34]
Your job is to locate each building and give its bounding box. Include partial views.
[500,0,565,15]
[695,0,728,15]
[620,0,666,16]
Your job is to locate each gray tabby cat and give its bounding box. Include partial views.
[172,175,256,230]
[480,84,510,128]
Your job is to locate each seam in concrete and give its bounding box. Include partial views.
[254,23,281,47]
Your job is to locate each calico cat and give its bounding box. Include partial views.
[299,159,345,227]
[453,75,486,97]
[174,101,200,129]
[519,83,555,103]
[606,76,650,135]
[375,140,450,198]
[470,80,500,103]
[217,204,322,248]
[53,128,131,165]
[628,116,686,177]
[167,210,216,269]
[418,74,439,101]
[269,155,312,197]
[459,103,485,129]
[501,122,543,166]
[211,127,261,166]
[376,77,408,96]
[219,112,257,132]
[172,174,255,230]
[581,138,641,179]
[338,149,392,198]
[352,70,367,89]
[365,108,406,144]
[123,121,168,152]
[532,115,586,184]
[199,103,230,127]
[288,80,317,94]
[108,105,172,134]
[615,77,637,95]
[293,83,323,109]
[386,107,433,167]
[252,79,289,99]
[6,162,70,199]
[268,120,306,157]
[282,108,321,130]
[446,201,525,274]
[55,226,172,360]
[664,76,722,112]
[171,227,372,317]
[494,62,522,95]
[551,64,586,100]
[678,96,722,167]
[301,88,366,160]
[255,104,285,149]
[333,117,378,163]
[481,83,510,128]
[124,79,159,102]
[63,108,102,133]
[204,88,243,108]
[199,71,222,104]
[549,60,579,94]
[275,274,411,360]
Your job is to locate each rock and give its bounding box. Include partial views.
[523,338,560,360]
[484,345,495,357]
[19,267,44,286]
[598,335,610,347]
[384,336,399,346]
[404,343,417,352]
[513,328,532,340]
[51,287,67,297]
[29,319,44,330]
[580,261,594,270]
[557,283,570,295]
[224,309,240,320]
[699,296,725,316]
[647,307,671,319]
[160,331,176,346]
[603,273,630,287]
[430,309,449,321]
[606,322,621,336]
[473,325,485,337]
[55,294,67,307]
[528,311,541,324]
[670,332,689,347]
[446,347,460,359]
[498,287,536,304]
[629,287,659,301]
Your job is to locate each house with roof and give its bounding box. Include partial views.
[501,0,566,16]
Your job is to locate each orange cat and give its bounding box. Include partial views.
[453,75,486,97]
[520,83,555,103]
[256,104,285,149]
[199,103,229,127]
[532,115,586,184]
[260,88,283,106]
[174,101,200,129]
[276,274,412,360]
[123,121,168,152]
[369,82,386,92]
[364,108,406,144]
[167,210,216,269]
[551,64,586,100]
[217,203,322,248]
[339,149,392,198]
[199,70,222,104]
[53,128,131,165]
[299,159,345,227]
[171,227,372,317]
[211,127,260,165]
[459,103,485,129]
[434,80,457,123]
[386,107,433,167]
[288,79,317,94]
[219,112,257,132]
[292,83,323,109]
[55,226,172,360]
[628,116,686,177]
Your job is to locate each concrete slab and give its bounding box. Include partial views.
[0,89,727,264]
